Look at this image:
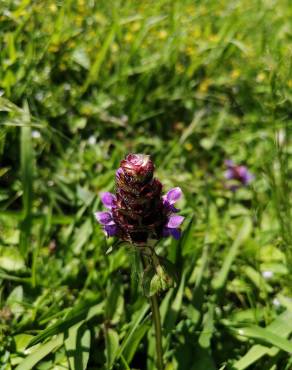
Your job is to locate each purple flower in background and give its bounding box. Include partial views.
[224,160,254,190]
[94,154,184,243]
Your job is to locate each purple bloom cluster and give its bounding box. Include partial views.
[224,160,254,190]
[94,154,184,244]
[95,187,184,241]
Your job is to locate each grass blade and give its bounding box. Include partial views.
[212,218,252,291]
[19,102,33,258]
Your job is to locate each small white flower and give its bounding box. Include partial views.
[276,129,285,146]
[272,298,281,307]
[88,135,96,145]
[32,130,41,139]
[262,270,273,279]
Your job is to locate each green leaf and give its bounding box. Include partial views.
[116,303,149,361]
[28,302,103,347]
[164,270,186,331]
[0,246,25,271]
[212,218,252,291]
[15,334,63,370]
[72,219,93,255]
[105,280,124,325]
[123,322,150,363]
[198,302,215,349]
[65,324,91,370]
[14,334,34,352]
[105,328,119,370]
[19,103,34,258]
[82,25,116,93]
[232,310,292,369]
[234,325,292,353]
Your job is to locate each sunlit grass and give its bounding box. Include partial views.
[0,0,291,369]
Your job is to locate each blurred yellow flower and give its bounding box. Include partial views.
[49,3,57,13]
[48,44,59,53]
[131,22,141,32]
[158,30,168,40]
[191,26,201,39]
[78,0,85,6]
[111,42,119,53]
[125,32,134,43]
[208,34,219,43]
[184,142,193,151]
[287,80,292,88]
[75,15,83,27]
[186,46,196,56]
[175,63,184,74]
[199,79,211,93]
[186,5,196,17]
[231,69,241,79]
[256,72,265,82]
[68,40,76,49]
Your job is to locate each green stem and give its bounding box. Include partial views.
[150,293,164,370]
[140,251,164,369]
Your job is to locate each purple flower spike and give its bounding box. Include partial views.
[100,192,116,209]
[224,160,254,189]
[94,211,115,225]
[94,154,185,243]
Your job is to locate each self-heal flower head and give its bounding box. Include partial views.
[224,160,254,190]
[95,153,184,244]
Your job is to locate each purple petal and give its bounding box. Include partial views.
[167,215,184,228]
[163,199,180,213]
[104,224,117,237]
[100,192,116,209]
[225,159,234,168]
[94,211,115,225]
[163,227,181,240]
[165,187,182,205]
[224,169,235,180]
[242,171,254,185]
[170,228,181,240]
[237,166,248,178]
[163,227,170,237]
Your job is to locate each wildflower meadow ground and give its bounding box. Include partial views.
[0,1,291,369]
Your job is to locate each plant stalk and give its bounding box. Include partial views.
[141,251,164,370]
[150,293,164,370]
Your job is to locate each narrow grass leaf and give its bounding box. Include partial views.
[212,218,252,291]
[232,310,292,369]
[15,334,63,370]
[116,303,149,361]
[123,322,150,363]
[19,103,33,258]
[105,328,119,370]
[65,324,91,370]
[234,325,292,353]
[28,302,103,347]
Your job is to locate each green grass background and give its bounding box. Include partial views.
[0,0,291,369]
